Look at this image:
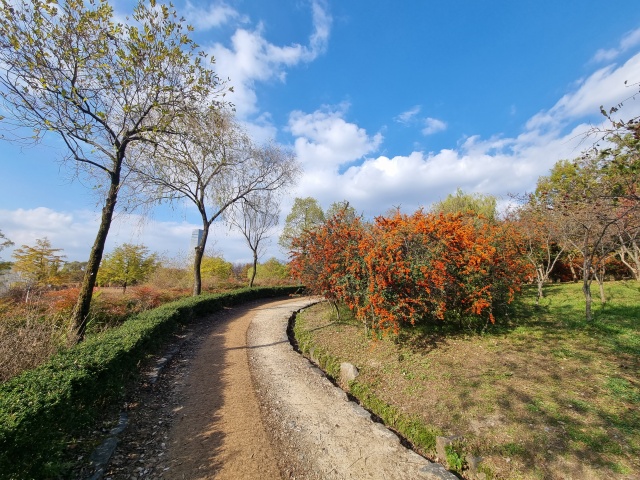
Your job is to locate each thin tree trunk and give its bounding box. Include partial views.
[582,258,593,322]
[71,165,121,341]
[192,223,210,296]
[594,261,606,304]
[536,266,544,305]
[331,300,340,321]
[619,242,640,281]
[249,250,258,288]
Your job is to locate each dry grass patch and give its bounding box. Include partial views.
[295,281,639,479]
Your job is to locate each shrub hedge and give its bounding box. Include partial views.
[0,286,301,479]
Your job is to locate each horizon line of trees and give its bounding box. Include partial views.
[0,236,292,292]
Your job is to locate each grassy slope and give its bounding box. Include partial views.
[294,281,640,479]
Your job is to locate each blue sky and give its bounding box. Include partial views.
[2,0,640,264]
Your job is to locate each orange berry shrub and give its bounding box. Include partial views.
[289,209,369,320]
[290,208,531,335]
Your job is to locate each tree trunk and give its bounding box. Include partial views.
[71,165,121,341]
[619,242,640,281]
[582,258,593,322]
[192,223,210,296]
[331,300,340,321]
[593,266,606,304]
[536,266,544,305]
[249,250,258,288]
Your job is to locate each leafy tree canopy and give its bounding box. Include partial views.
[97,243,158,293]
[431,188,498,222]
[200,256,233,281]
[279,197,325,251]
[12,237,66,287]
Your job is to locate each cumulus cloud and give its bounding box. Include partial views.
[209,0,332,118]
[288,106,383,171]
[592,28,640,63]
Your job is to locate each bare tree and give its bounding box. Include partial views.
[616,219,640,281]
[509,202,565,304]
[225,191,280,287]
[535,155,638,320]
[133,109,299,295]
[0,0,222,340]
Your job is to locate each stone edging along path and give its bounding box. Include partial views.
[248,296,457,479]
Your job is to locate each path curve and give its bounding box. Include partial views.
[98,297,456,479]
[247,297,455,480]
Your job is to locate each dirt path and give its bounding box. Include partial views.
[98,297,455,479]
[164,301,281,480]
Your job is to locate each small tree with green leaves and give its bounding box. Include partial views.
[279,197,325,251]
[200,256,233,286]
[97,244,158,293]
[12,237,65,288]
[248,257,290,285]
[431,188,498,223]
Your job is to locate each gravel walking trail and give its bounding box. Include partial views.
[99,297,455,479]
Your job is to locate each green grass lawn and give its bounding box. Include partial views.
[294,281,640,479]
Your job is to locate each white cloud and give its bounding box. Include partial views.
[421,117,447,136]
[288,106,383,171]
[527,52,640,132]
[394,106,421,124]
[0,208,100,261]
[394,106,446,136]
[183,1,246,31]
[209,0,332,118]
[592,28,640,63]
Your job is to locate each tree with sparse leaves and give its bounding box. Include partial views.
[534,154,638,320]
[225,191,280,288]
[0,0,223,340]
[133,109,299,295]
[508,201,565,304]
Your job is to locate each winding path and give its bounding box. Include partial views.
[102,297,455,479]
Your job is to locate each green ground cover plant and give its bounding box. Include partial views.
[0,286,300,479]
[294,281,639,479]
